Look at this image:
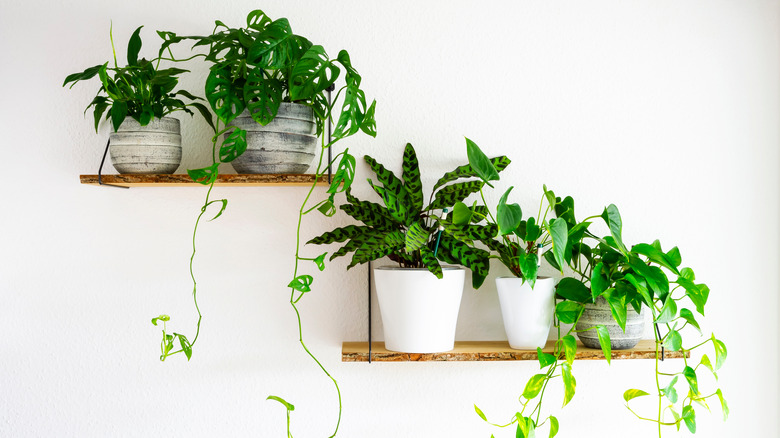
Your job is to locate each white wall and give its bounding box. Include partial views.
[1,1,778,437]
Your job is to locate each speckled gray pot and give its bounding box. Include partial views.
[575,296,645,350]
[228,103,317,174]
[109,117,181,174]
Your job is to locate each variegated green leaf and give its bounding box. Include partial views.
[402,143,424,215]
[307,225,369,245]
[341,190,397,230]
[432,156,511,192]
[348,240,404,269]
[420,246,443,278]
[405,222,429,252]
[437,236,490,288]
[365,155,410,211]
[368,180,408,224]
[427,180,484,211]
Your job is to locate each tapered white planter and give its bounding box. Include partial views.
[109,117,182,174]
[229,103,318,174]
[496,277,556,350]
[374,266,465,353]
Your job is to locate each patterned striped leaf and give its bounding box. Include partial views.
[364,155,409,204]
[341,190,397,230]
[427,181,484,211]
[401,143,424,215]
[369,180,408,224]
[432,156,511,192]
[420,246,443,279]
[348,240,404,269]
[438,235,491,279]
[307,225,369,245]
[405,221,430,253]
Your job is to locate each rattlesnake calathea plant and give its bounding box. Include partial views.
[308,140,510,288]
[150,9,376,437]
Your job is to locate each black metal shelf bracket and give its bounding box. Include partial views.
[97,139,128,189]
[654,323,665,361]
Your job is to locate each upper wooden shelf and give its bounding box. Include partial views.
[342,340,688,362]
[79,173,329,187]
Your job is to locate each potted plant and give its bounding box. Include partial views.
[308,141,510,353]
[158,9,376,174]
[552,202,729,435]
[63,25,211,174]
[454,140,570,349]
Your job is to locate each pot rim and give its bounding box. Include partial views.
[374,265,464,271]
[496,275,554,280]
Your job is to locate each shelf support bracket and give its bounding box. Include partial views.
[654,323,665,361]
[96,139,128,189]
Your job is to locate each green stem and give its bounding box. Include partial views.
[655,327,662,437]
[287,136,342,437]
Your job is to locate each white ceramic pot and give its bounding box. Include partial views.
[496,277,556,350]
[109,117,182,174]
[374,266,465,353]
[228,103,318,174]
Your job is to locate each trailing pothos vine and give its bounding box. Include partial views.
[150,9,376,437]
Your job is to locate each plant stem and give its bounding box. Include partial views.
[288,137,342,437]
[655,326,662,437]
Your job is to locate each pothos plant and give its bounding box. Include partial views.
[461,140,613,437]
[63,24,211,132]
[150,9,376,438]
[554,204,728,437]
[307,141,510,288]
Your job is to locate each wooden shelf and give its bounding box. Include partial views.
[342,340,688,362]
[79,173,329,187]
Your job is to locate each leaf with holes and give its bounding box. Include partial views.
[219,127,247,162]
[205,199,228,221]
[360,99,377,138]
[187,163,219,185]
[290,45,339,101]
[313,253,327,271]
[247,18,294,68]
[205,67,244,124]
[246,9,272,31]
[244,67,282,125]
[288,275,313,293]
[327,151,357,196]
[333,83,368,140]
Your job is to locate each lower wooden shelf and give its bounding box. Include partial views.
[79,173,329,187]
[342,340,688,362]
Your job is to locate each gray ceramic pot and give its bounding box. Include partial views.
[575,296,645,350]
[228,103,317,174]
[109,117,182,174]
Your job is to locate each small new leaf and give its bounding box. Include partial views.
[288,275,313,293]
[623,388,650,402]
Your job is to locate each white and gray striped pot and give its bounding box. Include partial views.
[109,117,182,174]
[575,296,645,350]
[228,103,318,174]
